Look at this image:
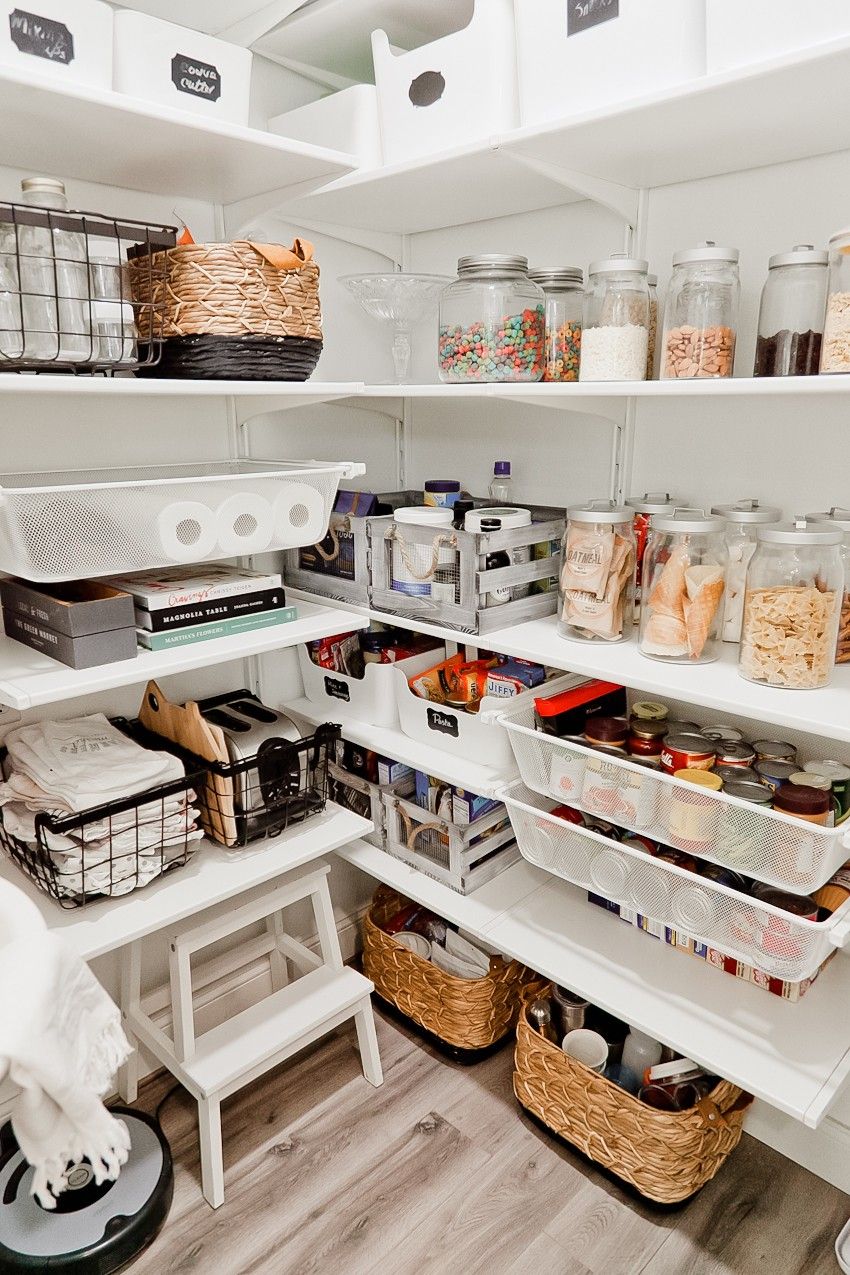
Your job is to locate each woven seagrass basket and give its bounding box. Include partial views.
[128,238,322,380]
[363,887,539,1051]
[514,985,752,1203]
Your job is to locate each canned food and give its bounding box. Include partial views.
[715,765,760,785]
[701,724,745,742]
[714,742,757,768]
[622,833,658,855]
[661,733,716,774]
[631,700,669,722]
[664,720,700,736]
[697,862,749,891]
[751,885,819,918]
[790,771,831,791]
[804,760,850,820]
[751,887,818,963]
[628,720,668,756]
[752,739,797,763]
[655,847,698,872]
[671,884,718,932]
[581,754,657,828]
[585,715,629,747]
[668,770,722,853]
[722,779,773,806]
[754,759,799,792]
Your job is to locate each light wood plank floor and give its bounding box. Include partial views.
[129,1004,848,1275]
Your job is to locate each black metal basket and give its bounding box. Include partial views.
[0,719,205,908]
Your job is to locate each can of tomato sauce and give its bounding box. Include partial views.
[661,733,716,775]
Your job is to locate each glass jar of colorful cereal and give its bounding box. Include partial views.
[438,255,545,383]
[528,266,583,382]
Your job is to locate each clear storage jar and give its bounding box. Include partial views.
[806,507,850,664]
[661,242,740,379]
[739,520,843,689]
[711,500,782,643]
[529,266,583,382]
[438,254,544,383]
[625,492,683,617]
[646,273,659,379]
[558,501,635,642]
[638,509,727,664]
[820,229,850,373]
[579,253,649,382]
[753,245,828,377]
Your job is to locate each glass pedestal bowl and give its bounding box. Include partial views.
[339,273,451,383]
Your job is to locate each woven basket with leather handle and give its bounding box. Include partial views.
[514,985,752,1203]
[363,887,539,1051]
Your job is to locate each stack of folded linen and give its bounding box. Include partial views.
[0,713,203,899]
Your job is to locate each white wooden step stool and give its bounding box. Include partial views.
[117,858,382,1207]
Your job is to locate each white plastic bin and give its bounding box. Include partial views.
[269,85,382,169]
[371,0,519,165]
[706,0,850,75]
[113,11,252,125]
[514,0,705,128]
[298,644,445,730]
[0,0,112,90]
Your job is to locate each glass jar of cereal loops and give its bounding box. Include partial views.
[528,266,583,382]
[438,255,545,383]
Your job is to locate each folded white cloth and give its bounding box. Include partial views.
[0,878,131,1209]
[1,796,199,851]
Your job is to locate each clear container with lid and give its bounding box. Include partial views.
[529,266,583,382]
[821,230,850,373]
[579,253,649,382]
[438,254,544,383]
[807,507,850,663]
[646,273,659,380]
[753,245,828,377]
[558,500,635,642]
[711,500,782,643]
[739,519,843,689]
[625,492,684,617]
[638,509,727,664]
[661,242,740,379]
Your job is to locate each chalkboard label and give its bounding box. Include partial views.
[568,0,619,38]
[9,8,74,63]
[427,707,459,738]
[171,53,222,102]
[324,675,351,703]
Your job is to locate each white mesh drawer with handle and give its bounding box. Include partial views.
[501,784,850,985]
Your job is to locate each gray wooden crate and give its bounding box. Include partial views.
[382,790,519,894]
[327,760,414,849]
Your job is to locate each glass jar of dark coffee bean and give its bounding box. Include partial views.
[754,244,828,377]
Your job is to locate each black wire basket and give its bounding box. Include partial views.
[0,719,206,908]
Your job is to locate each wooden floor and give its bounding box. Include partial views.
[130,1004,849,1275]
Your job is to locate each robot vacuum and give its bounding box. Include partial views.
[0,1108,173,1273]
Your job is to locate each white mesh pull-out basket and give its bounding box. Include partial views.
[382,790,518,894]
[0,459,364,581]
[501,783,850,984]
[498,702,850,894]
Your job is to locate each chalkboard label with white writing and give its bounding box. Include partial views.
[427,707,460,738]
[568,0,619,38]
[9,8,74,63]
[324,676,351,703]
[171,53,222,102]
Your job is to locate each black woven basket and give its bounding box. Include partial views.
[136,333,323,381]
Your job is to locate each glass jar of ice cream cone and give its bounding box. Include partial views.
[638,509,727,664]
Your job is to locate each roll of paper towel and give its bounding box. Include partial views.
[272,483,327,548]
[216,492,275,556]
[157,501,218,563]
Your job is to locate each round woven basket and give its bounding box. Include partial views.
[514,986,752,1204]
[363,887,539,1051]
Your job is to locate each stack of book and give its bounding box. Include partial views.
[105,565,297,651]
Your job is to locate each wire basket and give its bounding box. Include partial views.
[0,199,174,374]
[0,720,205,908]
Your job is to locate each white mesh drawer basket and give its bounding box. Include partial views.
[0,459,364,582]
[382,790,518,895]
[498,701,850,895]
[501,783,850,985]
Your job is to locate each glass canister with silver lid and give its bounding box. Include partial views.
[639,509,727,664]
[753,245,828,377]
[820,229,850,373]
[579,252,649,382]
[807,507,850,664]
[661,241,740,379]
[438,254,545,383]
[559,500,635,642]
[711,500,782,643]
[528,266,583,382]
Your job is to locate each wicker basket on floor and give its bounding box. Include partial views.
[513,985,753,1203]
[363,887,538,1051]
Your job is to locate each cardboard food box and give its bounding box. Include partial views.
[1,578,137,669]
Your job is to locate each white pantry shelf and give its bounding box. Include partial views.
[0,805,372,962]
[338,840,850,1128]
[0,601,368,711]
[0,376,364,408]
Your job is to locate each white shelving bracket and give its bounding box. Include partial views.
[500,150,639,226]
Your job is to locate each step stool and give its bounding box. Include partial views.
[117,858,382,1207]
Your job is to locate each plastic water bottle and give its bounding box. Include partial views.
[489,460,512,503]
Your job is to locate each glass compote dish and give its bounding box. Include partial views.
[339,273,451,383]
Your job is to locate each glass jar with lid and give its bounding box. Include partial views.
[528,266,583,382]
[638,509,727,664]
[438,254,544,383]
[807,508,850,664]
[558,500,635,642]
[579,253,649,382]
[711,500,782,643]
[625,492,684,618]
[754,245,828,377]
[646,273,659,379]
[820,229,850,373]
[739,519,843,690]
[661,242,740,379]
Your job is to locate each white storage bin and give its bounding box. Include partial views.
[0,0,112,90]
[269,85,382,169]
[396,680,515,774]
[298,644,445,729]
[371,0,519,165]
[113,11,252,125]
[515,0,705,128]
[706,0,850,75]
[383,789,518,894]
[0,459,362,582]
[502,784,850,984]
